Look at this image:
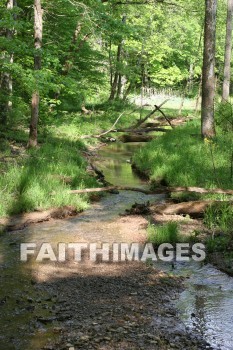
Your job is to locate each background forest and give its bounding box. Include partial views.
[0,0,229,126]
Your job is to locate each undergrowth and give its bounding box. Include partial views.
[133,119,233,190]
[147,222,181,245]
[0,138,100,217]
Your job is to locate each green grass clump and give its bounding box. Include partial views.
[204,202,233,236]
[0,139,98,217]
[133,119,233,190]
[147,222,180,246]
[206,236,230,253]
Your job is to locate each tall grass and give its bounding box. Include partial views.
[204,202,233,236]
[0,139,97,217]
[147,222,180,246]
[133,120,233,190]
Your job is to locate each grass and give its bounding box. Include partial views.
[0,138,98,217]
[204,202,233,239]
[147,222,181,246]
[0,100,147,218]
[133,119,233,190]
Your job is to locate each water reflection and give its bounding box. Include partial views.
[96,142,147,188]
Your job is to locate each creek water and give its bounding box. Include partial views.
[0,141,233,350]
[98,142,233,350]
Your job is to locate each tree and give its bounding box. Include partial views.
[222,0,233,102]
[109,15,127,100]
[28,0,43,147]
[0,0,16,126]
[201,0,218,138]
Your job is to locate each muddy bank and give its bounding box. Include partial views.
[36,263,208,350]
[0,206,79,232]
[206,252,233,277]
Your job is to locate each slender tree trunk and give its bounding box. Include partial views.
[195,75,202,114]
[178,63,194,115]
[109,70,119,100]
[201,0,217,138]
[28,0,43,148]
[123,81,132,101]
[0,0,16,126]
[116,74,122,98]
[222,0,233,102]
[109,39,114,87]
[109,15,126,101]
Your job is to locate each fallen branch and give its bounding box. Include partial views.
[81,103,151,139]
[119,134,154,143]
[132,99,169,129]
[69,186,153,195]
[75,184,233,197]
[95,111,125,138]
[0,206,78,232]
[154,186,233,196]
[114,127,168,133]
[151,200,232,217]
[154,104,174,129]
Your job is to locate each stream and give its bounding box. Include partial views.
[0,141,233,350]
[98,142,233,350]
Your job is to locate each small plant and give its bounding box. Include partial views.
[206,236,229,253]
[215,101,233,133]
[147,221,180,246]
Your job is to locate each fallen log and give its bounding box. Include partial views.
[151,200,228,218]
[114,127,168,133]
[0,206,78,232]
[154,103,174,129]
[154,186,233,196]
[81,100,169,139]
[73,184,233,198]
[119,134,154,143]
[133,99,169,129]
[69,186,154,195]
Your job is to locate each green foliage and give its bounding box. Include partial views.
[133,120,233,189]
[0,101,141,217]
[215,102,233,133]
[206,235,230,253]
[204,202,233,236]
[0,137,97,217]
[147,222,180,246]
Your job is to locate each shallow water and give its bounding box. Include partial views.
[96,142,147,188]
[154,260,233,350]
[176,263,233,350]
[97,142,233,350]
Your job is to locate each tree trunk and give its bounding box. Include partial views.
[0,0,16,126]
[201,0,217,138]
[123,81,132,101]
[109,15,126,101]
[195,75,202,114]
[116,74,122,98]
[109,70,119,100]
[222,0,233,102]
[28,0,43,148]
